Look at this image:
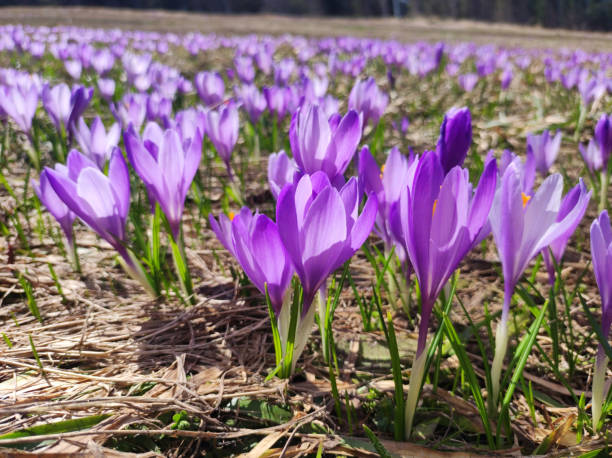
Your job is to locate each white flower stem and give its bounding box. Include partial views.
[592,345,609,431]
[405,348,427,439]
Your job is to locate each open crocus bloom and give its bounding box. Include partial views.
[489,166,592,409]
[74,116,120,169]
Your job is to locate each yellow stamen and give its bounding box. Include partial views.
[521,192,531,208]
[432,199,438,216]
[379,163,385,179]
[229,211,235,221]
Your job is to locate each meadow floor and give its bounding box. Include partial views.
[0,7,611,458]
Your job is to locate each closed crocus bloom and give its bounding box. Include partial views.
[359,145,416,259]
[580,139,604,173]
[194,71,224,106]
[124,125,202,240]
[542,179,591,284]
[526,129,562,175]
[268,150,297,200]
[205,101,239,179]
[32,167,76,246]
[589,210,612,430]
[64,60,82,80]
[289,103,361,184]
[74,116,120,169]
[436,106,472,174]
[1,83,38,133]
[230,209,294,316]
[458,73,479,91]
[235,56,255,84]
[235,84,266,123]
[67,86,93,132]
[595,113,612,163]
[389,152,497,437]
[42,83,72,133]
[276,172,378,310]
[173,108,206,144]
[98,78,115,101]
[348,77,388,127]
[489,168,592,409]
[263,85,289,121]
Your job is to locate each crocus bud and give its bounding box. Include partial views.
[595,114,612,166]
[435,106,472,174]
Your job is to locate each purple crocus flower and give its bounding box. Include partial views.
[235,56,255,84]
[98,78,116,101]
[359,145,416,263]
[111,93,147,132]
[42,83,71,133]
[263,85,290,121]
[209,209,294,315]
[1,83,38,133]
[235,84,266,124]
[541,180,591,284]
[590,210,612,429]
[64,60,82,80]
[289,103,361,184]
[268,150,297,200]
[276,172,378,310]
[595,113,612,162]
[580,139,604,173]
[489,167,592,408]
[74,116,120,169]
[348,77,388,127]
[194,71,224,106]
[458,73,479,92]
[46,148,129,251]
[391,152,496,358]
[526,129,562,175]
[124,125,203,239]
[436,107,472,174]
[389,151,497,437]
[32,166,76,247]
[205,101,239,180]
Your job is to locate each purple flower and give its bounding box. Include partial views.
[235,56,255,84]
[172,108,206,144]
[289,103,361,184]
[145,92,172,124]
[391,152,497,357]
[526,129,562,175]
[1,82,38,133]
[436,107,472,174]
[458,73,479,92]
[589,210,612,428]
[97,78,116,101]
[501,66,513,89]
[64,60,82,80]
[359,145,417,263]
[580,139,604,173]
[32,166,76,245]
[194,71,224,106]
[209,209,294,315]
[268,150,297,200]
[45,148,130,255]
[497,149,536,195]
[42,83,72,133]
[595,113,612,163]
[235,84,266,123]
[263,85,290,121]
[124,125,203,239]
[74,116,120,169]
[489,167,592,406]
[276,172,377,310]
[205,101,239,179]
[542,180,591,284]
[348,77,388,127]
[111,93,147,132]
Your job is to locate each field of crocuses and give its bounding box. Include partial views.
[0,21,611,456]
